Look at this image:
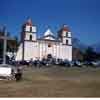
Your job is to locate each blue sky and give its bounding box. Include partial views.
[0,0,99,45]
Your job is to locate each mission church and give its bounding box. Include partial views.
[16,19,72,61]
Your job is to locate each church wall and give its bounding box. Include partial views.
[64,45,72,61]
[38,41,72,61]
[39,41,44,59]
[25,32,30,40]
[62,38,71,45]
[38,41,59,60]
[56,44,60,59]
[16,40,72,61]
[68,32,71,37]
[24,41,38,61]
[58,44,72,61]
[16,43,23,61]
[66,38,72,45]
[26,26,30,32]
[53,43,57,58]
[25,32,36,41]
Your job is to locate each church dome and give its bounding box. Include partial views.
[43,28,55,40]
[44,28,54,37]
[57,25,71,38]
[62,25,70,32]
[25,18,33,26]
[22,18,33,27]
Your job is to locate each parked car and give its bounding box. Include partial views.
[33,59,42,67]
[70,60,82,67]
[63,59,70,67]
[91,61,100,67]
[56,59,64,66]
[41,58,47,66]
[0,64,22,81]
[83,61,94,66]
[69,61,75,67]
[19,60,29,66]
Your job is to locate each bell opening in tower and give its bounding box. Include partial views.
[29,35,32,41]
[66,40,68,45]
[30,26,32,32]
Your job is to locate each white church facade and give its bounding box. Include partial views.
[16,19,72,61]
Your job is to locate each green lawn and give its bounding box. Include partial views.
[0,66,100,97]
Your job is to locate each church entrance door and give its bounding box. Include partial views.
[47,54,52,59]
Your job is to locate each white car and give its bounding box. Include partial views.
[0,64,22,80]
[92,61,100,67]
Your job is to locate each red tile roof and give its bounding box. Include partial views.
[62,25,70,32]
[25,18,33,26]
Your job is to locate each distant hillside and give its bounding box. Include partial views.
[92,42,100,53]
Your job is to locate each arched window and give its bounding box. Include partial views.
[30,35,32,41]
[48,43,52,47]
[30,27,32,32]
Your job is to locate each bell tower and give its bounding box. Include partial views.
[58,25,72,45]
[21,18,37,61]
[21,18,37,42]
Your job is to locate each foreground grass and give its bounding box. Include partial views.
[0,66,100,97]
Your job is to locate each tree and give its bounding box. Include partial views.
[13,35,19,52]
[84,46,97,61]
